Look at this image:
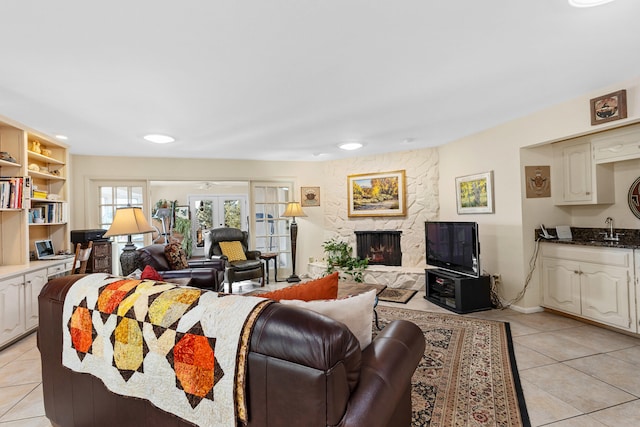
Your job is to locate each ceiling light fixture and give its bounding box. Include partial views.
[338,141,363,151]
[143,134,175,144]
[55,134,68,141]
[568,0,615,7]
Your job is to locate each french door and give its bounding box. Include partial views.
[188,195,248,256]
[252,182,293,278]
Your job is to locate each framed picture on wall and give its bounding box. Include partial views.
[590,89,627,126]
[301,186,320,207]
[175,205,190,220]
[347,170,406,217]
[455,171,494,214]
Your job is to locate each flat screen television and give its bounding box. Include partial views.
[425,221,480,278]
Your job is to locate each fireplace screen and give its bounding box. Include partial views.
[355,230,402,266]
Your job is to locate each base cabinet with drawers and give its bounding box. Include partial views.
[77,240,112,274]
[541,243,636,333]
[0,259,73,349]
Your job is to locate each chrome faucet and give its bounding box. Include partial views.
[603,217,619,241]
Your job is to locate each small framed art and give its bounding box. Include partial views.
[301,186,320,207]
[590,89,627,126]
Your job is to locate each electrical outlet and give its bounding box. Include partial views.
[492,274,501,285]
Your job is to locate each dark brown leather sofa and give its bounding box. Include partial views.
[134,244,225,291]
[38,275,426,427]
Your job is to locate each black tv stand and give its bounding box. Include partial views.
[424,268,491,314]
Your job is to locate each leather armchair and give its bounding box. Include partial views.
[204,227,264,293]
[134,244,224,291]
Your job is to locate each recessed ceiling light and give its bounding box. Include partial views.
[338,141,363,151]
[55,135,68,140]
[144,134,175,144]
[568,0,615,7]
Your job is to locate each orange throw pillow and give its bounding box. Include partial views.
[259,272,339,302]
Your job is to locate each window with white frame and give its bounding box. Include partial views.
[252,182,293,278]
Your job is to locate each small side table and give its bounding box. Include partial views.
[260,253,278,284]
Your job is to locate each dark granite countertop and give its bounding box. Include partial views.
[535,227,640,250]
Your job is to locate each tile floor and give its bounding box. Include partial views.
[1,280,640,426]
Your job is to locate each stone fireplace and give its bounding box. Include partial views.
[355,230,402,266]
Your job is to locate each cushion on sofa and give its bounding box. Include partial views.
[141,265,163,281]
[280,289,376,349]
[219,241,247,261]
[164,242,189,270]
[259,272,339,301]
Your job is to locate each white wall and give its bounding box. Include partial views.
[439,76,640,310]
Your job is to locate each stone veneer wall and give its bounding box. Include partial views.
[321,148,440,270]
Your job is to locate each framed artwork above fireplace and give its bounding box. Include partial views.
[347,170,406,217]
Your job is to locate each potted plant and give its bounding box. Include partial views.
[322,238,369,283]
[173,216,193,258]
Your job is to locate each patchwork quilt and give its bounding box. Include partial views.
[62,274,271,427]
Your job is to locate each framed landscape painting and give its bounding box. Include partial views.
[455,171,494,214]
[347,170,406,217]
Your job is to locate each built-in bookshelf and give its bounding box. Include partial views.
[0,115,70,265]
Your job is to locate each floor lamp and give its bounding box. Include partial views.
[282,201,307,283]
[104,207,155,276]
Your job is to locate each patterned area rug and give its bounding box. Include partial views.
[377,287,417,304]
[375,306,530,427]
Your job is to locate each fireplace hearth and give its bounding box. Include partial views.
[355,230,402,266]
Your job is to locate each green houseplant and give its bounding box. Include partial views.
[173,216,193,258]
[322,238,369,283]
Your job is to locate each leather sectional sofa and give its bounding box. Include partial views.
[38,274,426,426]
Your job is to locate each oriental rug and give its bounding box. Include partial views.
[375,306,530,427]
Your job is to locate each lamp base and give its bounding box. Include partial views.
[286,274,301,283]
[120,242,138,276]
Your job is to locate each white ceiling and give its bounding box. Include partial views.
[1,0,639,162]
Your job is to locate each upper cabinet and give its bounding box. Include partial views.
[552,136,614,205]
[592,124,640,164]
[0,115,69,266]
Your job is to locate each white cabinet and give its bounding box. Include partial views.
[0,263,70,348]
[592,124,640,164]
[25,269,48,330]
[541,243,636,333]
[541,257,581,315]
[0,275,26,346]
[552,137,614,205]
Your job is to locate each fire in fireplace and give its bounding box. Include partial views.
[354,230,402,266]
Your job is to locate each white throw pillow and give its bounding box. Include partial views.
[280,290,376,349]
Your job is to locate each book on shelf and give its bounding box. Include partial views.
[30,201,68,224]
[0,176,29,209]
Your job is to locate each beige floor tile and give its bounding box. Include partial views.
[0,334,37,369]
[0,360,42,388]
[607,345,640,367]
[0,416,52,426]
[509,311,585,331]
[0,385,46,422]
[520,363,635,412]
[520,379,582,426]
[514,331,601,361]
[589,400,640,427]
[14,348,40,363]
[503,318,547,337]
[565,354,640,397]
[550,325,640,353]
[545,414,607,426]
[513,343,556,370]
[0,384,39,418]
